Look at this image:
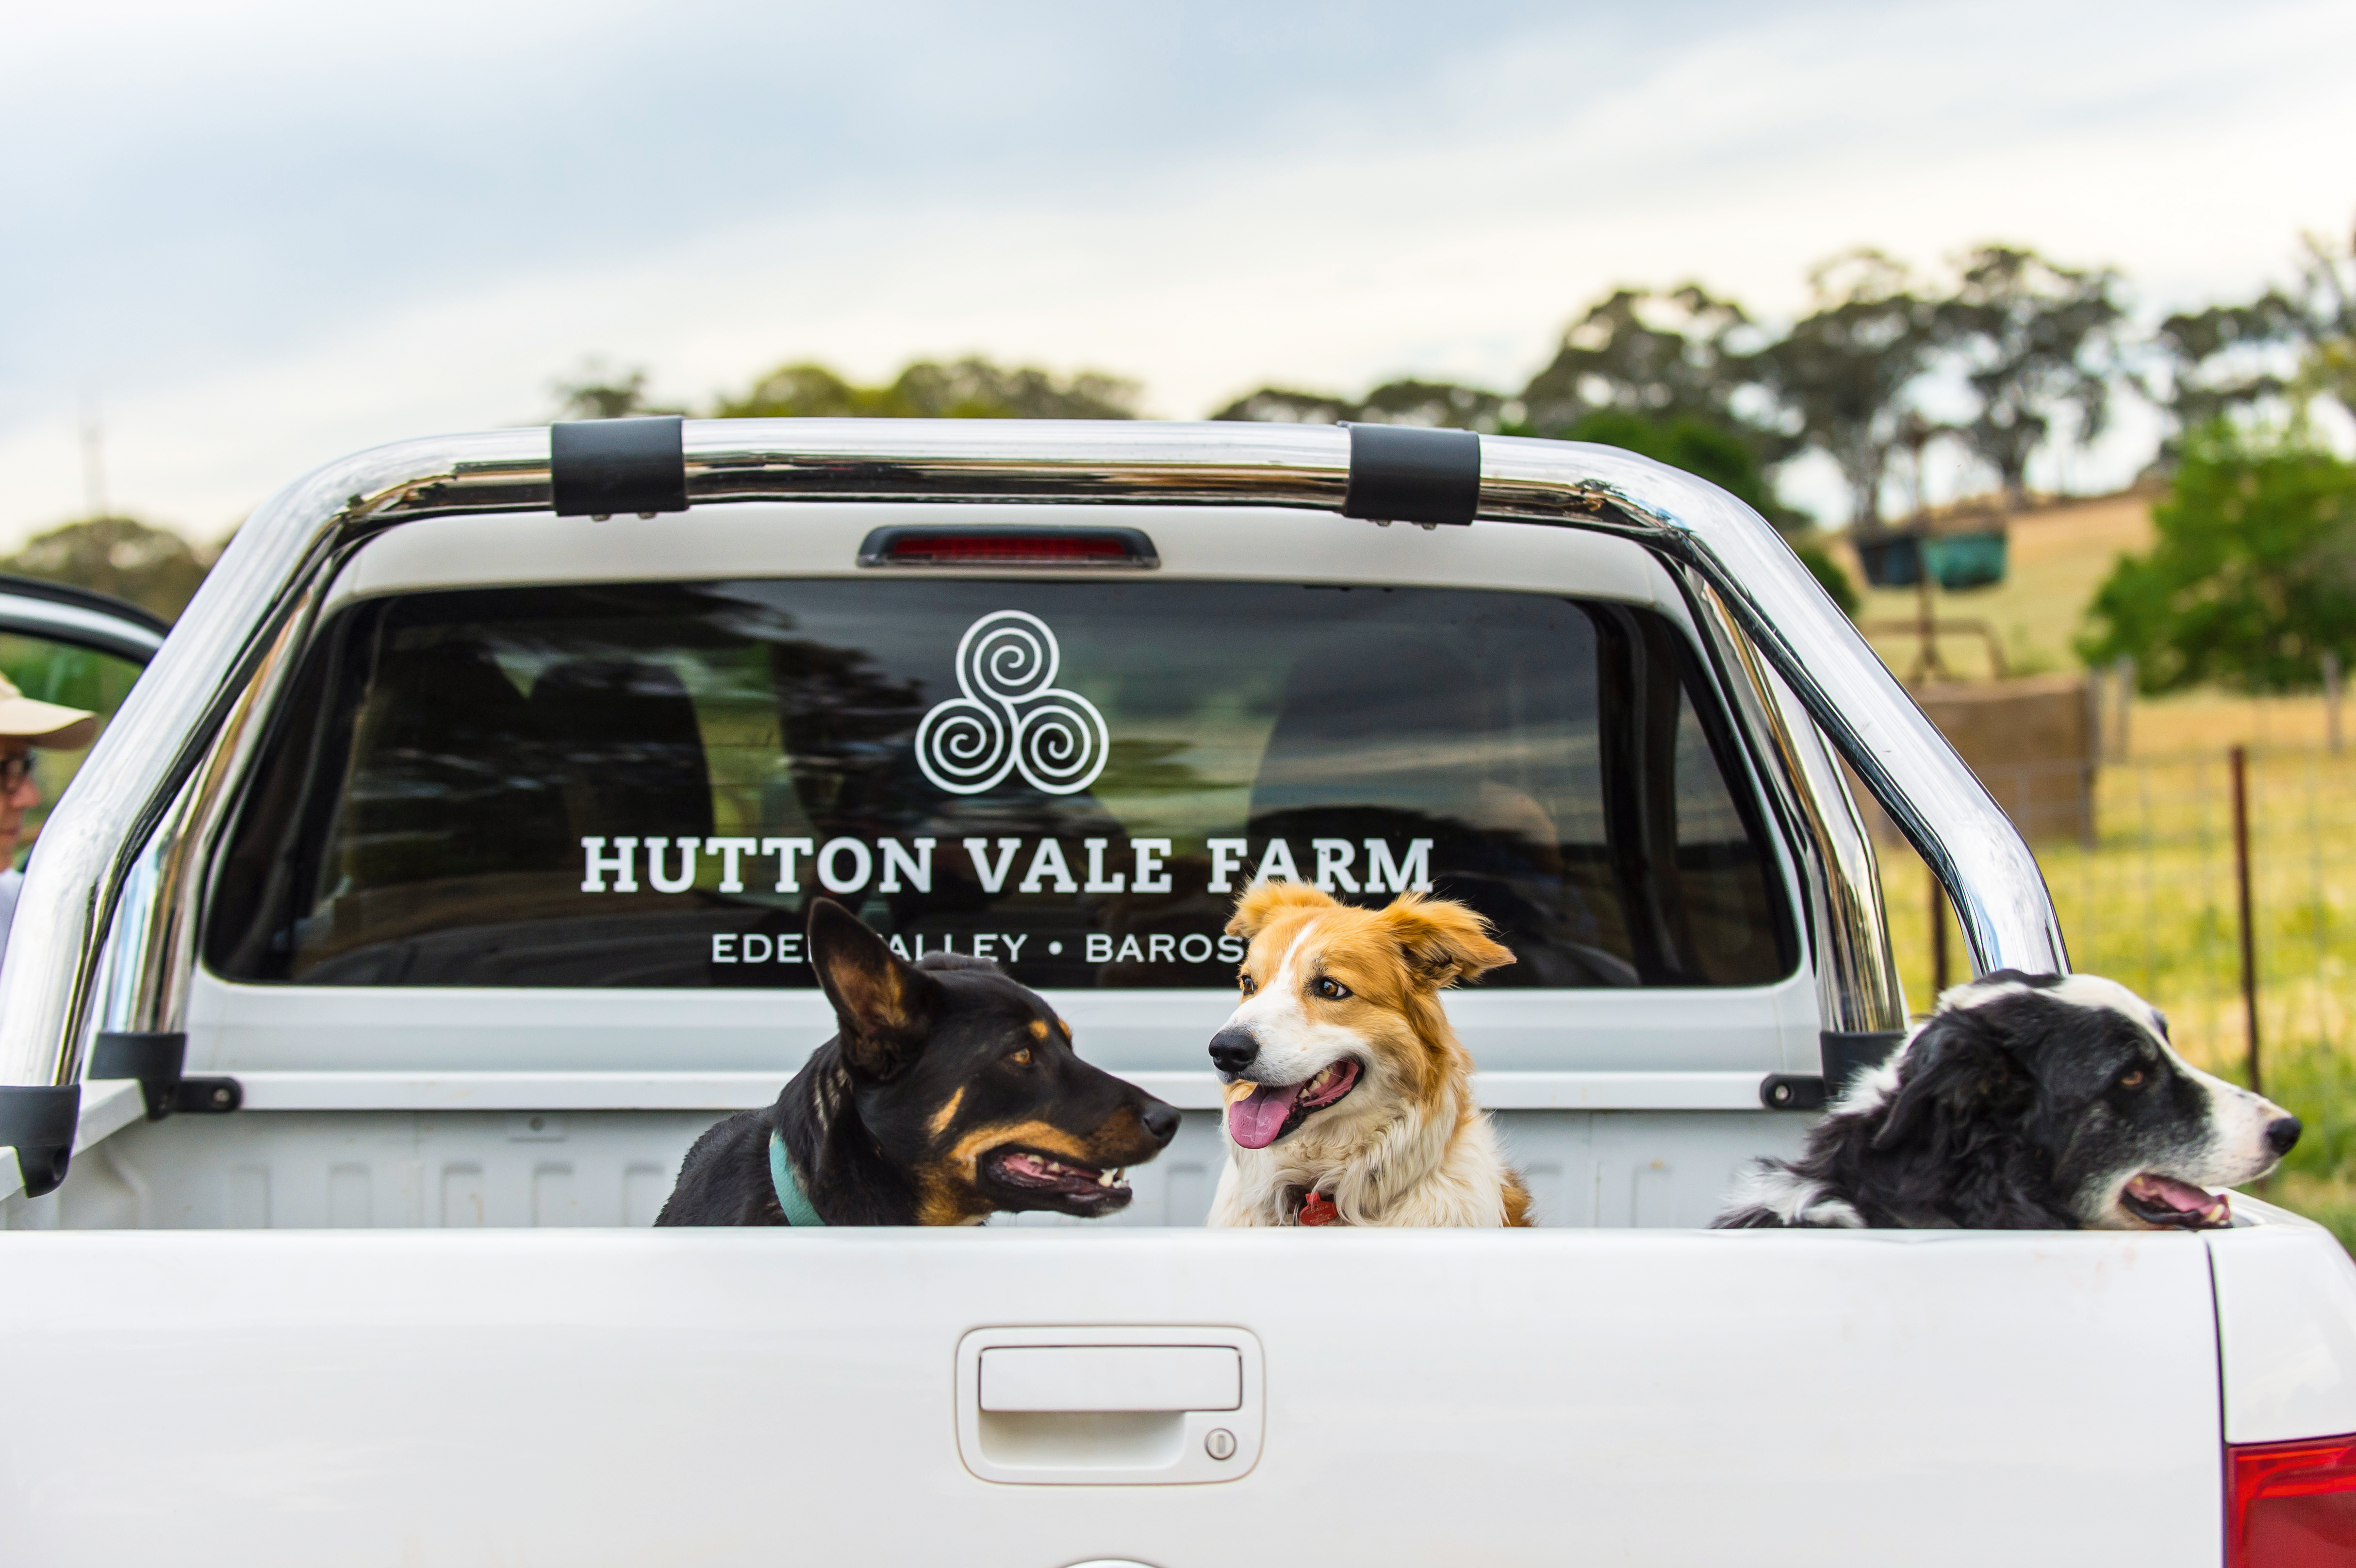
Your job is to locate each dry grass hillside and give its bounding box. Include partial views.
[1832,490,2157,683]
[1830,490,2345,756]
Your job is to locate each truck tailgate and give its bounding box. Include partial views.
[0,1226,2218,1567]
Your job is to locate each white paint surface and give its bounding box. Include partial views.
[185,971,1813,1078]
[68,1078,145,1153]
[0,1226,2225,1565]
[2210,1198,2356,1444]
[323,501,1680,610]
[212,1068,1779,1113]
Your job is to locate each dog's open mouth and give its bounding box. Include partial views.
[2120,1172,2233,1229]
[983,1148,1131,1211]
[1224,1059,1362,1150]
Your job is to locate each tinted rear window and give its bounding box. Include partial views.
[205,581,1794,989]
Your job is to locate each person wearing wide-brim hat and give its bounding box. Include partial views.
[0,675,98,975]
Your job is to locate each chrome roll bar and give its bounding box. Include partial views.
[0,419,2066,1107]
[1682,576,1908,1037]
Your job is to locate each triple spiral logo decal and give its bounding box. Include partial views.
[915,611,1110,795]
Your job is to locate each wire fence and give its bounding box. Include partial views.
[1878,745,2356,1084]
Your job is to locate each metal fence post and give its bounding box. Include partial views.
[2231,744,2262,1095]
[2325,651,2343,754]
[2114,657,2135,759]
[1929,863,1949,997]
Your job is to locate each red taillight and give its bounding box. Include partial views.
[899,534,1123,563]
[857,527,1158,569]
[2229,1434,2356,1567]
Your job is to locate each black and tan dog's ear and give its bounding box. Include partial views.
[1381,892,1516,990]
[1226,878,1334,940]
[808,898,938,1079]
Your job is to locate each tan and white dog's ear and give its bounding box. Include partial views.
[1226,878,1334,939]
[1381,892,1516,989]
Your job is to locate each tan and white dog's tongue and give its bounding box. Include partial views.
[1226,1081,1295,1150]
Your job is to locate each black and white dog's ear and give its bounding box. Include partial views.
[808,898,940,1079]
[1870,1013,2032,1154]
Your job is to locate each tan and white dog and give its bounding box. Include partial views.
[1204,881,1534,1228]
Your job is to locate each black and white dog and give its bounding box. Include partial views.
[1716,971,2301,1231]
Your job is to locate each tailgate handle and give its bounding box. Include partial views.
[956,1327,1264,1485]
[979,1346,1241,1413]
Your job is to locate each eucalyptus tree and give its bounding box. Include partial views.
[715,358,1139,420]
[1,516,213,621]
[1759,250,1935,529]
[1208,379,1509,431]
[2149,291,2303,446]
[550,362,676,421]
[2289,221,2356,416]
[1207,386,1360,424]
[1932,246,2128,507]
[2145,221,2355,453]
[1517,284,1767,440]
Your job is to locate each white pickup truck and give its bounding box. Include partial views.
[3,419,2353,1567]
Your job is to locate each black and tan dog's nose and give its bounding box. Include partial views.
[1208,1026,1259,1076]
[1140,1100,1181,1145]
[2268,1115,2303,1156]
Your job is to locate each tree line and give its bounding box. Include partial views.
[545,224,2355,672]
[557,225,2351,540]
[9,221,2351,694]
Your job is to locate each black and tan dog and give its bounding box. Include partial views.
[658,900,1180,1225]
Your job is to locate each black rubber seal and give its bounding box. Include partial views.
[0,1084,81,1197]
[1820,1029,1906,1098]
[551,416,688,518]
[89,1030,187,1121]
[1341,424,1481,527]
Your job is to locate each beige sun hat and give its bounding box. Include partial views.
[0,673,97,750]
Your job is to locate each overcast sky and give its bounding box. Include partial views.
[0,0,2349,547]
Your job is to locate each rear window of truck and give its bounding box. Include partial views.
[204,580,1795,990]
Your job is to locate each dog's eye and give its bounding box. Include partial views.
[1006,1048,1032,1067]
[1238,974,1258,996]
[1313,977,1351,1001]
[2118,1069,2145,1089]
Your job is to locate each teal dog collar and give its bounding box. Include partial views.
[768,1130,827,1227]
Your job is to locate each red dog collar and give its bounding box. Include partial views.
[1297,1191,1342,1226]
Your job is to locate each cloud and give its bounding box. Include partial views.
[0,0,2348,543]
